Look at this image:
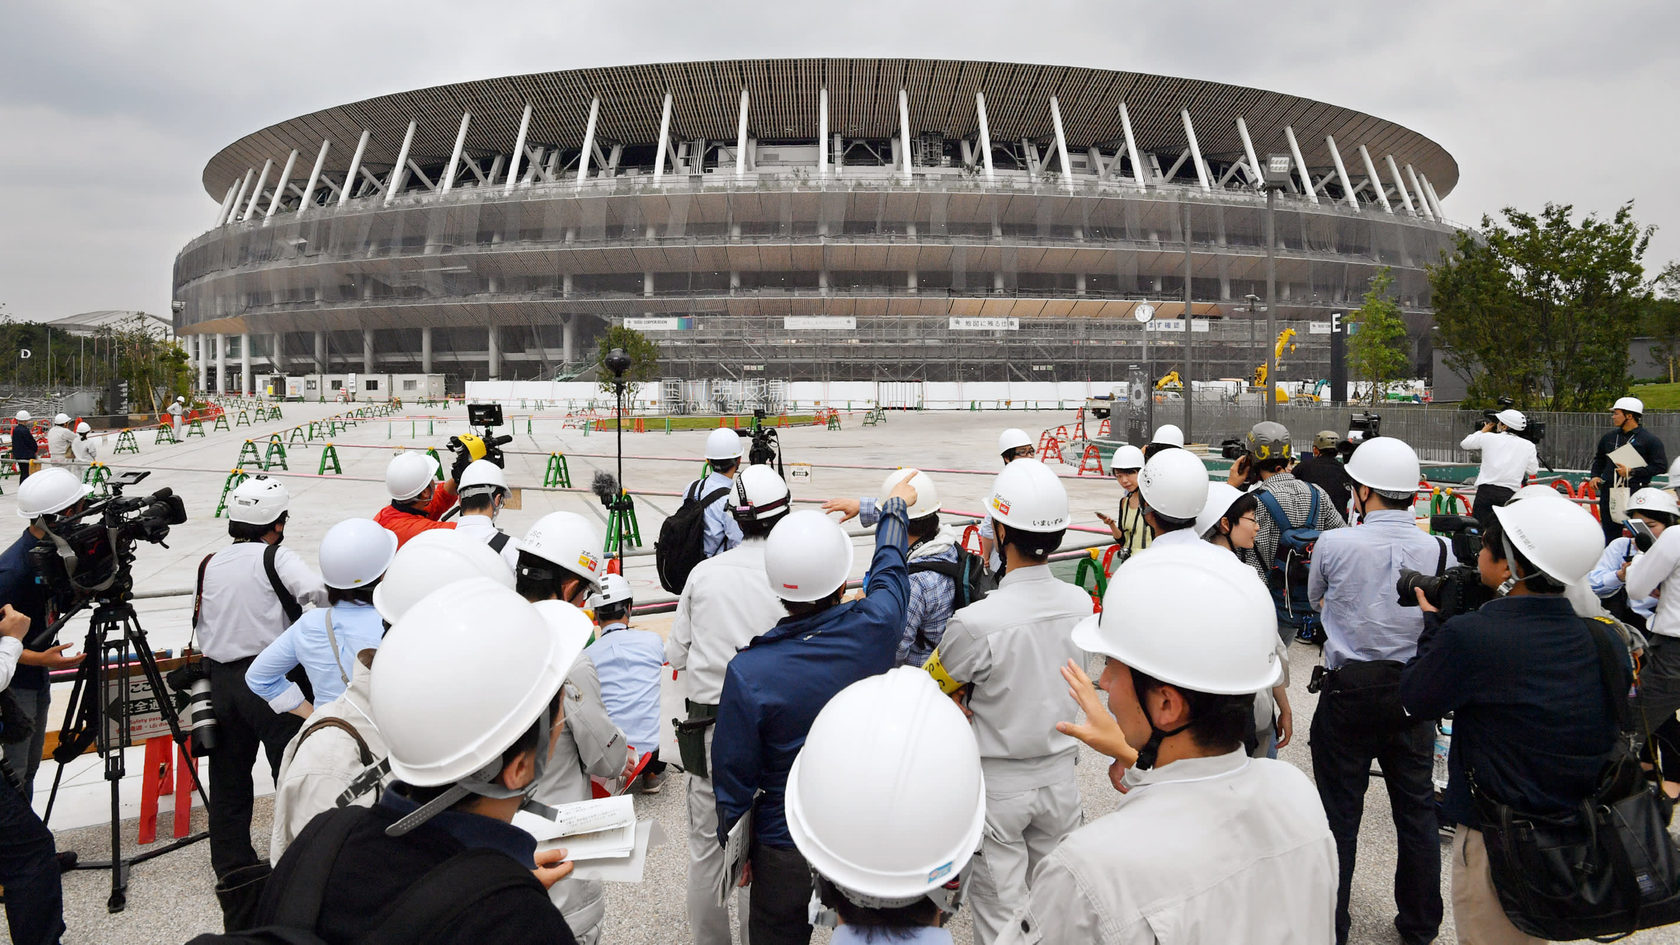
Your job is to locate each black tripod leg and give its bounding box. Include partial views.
[95,616,130,912]
[40,631,99,826]
[127,619,211,808]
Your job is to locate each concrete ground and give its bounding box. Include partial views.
[12,402,1680,943]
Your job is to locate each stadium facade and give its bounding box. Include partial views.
[172,58,1462,396]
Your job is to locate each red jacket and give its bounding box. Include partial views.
[374,483,459,548]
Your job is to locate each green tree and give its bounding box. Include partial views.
[1346,268,1410,405]
[1649,262,1680,382]
[595,325,660,398]
[1430,202,1652,410]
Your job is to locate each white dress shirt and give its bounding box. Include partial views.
[196,541,328,661]
[451,513,521,572]
[1628,526,1680,639]
[666,537,784,705]
[1460,431,1539,489]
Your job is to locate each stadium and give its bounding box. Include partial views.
[171,58,1462,404]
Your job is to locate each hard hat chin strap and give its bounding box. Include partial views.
[384,702,561,837]
[1133,676,1193,771]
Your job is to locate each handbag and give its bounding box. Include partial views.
[1472,617,1680,940]
[1609,476,1632,525]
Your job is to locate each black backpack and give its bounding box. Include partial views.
[908,551,993,610]
[655,480,732,594]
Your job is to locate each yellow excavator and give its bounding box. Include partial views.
[1155,370,1183,392]
[1252,329,1308,403]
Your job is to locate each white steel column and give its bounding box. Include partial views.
[196,336,208,390]
[898,89,913,182]
[733,89,748,179]
[1180,109,1211,192]
[340,130,370,207]
[266,149,299,219]
[298,139,330,215]
[1385,154,1417,215]
[228,168,255,224]
[486,326,501,379]
[1419,173,1445,220]
[215,181,240,226]
[215,334,226,394]
[1325,135,1357,209]
[421,327,433,374]
[562,318,576,364]
[1284,126,1316,202]
[1119,103,1146,189]
[1235,117,1262,191]
[976,92,995,182]
[440,111,471,196]
[385,121,417,206]
[653,92,674,183]
[504,103,532,194]
[1049,96,1073,191]
[1404,164,1435,221]
[579,97,601,187]
[362,329,375,373]
[1357,145,1391,212]
[241,333,252,396]
[817,88,829,178]
[243,158,273,221]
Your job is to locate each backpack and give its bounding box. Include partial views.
[655,481,731,594]
[908,551,993,610]
[187,807,537,945]
[1254,486,1323,642]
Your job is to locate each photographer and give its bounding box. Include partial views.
[1460,408,1538,528]
[1,469,89,799]
[195,477,327,922]
[687,429,745,559]
[1293,430,1354,519]
[1400,495,1617,945]
[1587,396,1667,544]
[1588,487,1674,631]
[1304,438,1445,945]
[1095,444,1151,560]
[454,459,520,570]
[0,603,66,945]
[375,451,460,548]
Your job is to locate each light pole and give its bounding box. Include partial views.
[1135,303,1156,434]
[1261,153,1293,422]
[605,346,633,563]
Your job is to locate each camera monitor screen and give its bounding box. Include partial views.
[466,403,504,427]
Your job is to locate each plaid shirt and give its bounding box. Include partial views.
[1240,471,1347,584]
[860,499,960,666]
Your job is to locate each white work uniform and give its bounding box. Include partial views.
[998,750,1337,945]
[196,542,328,661]
[666,536,785,945]
[532,652,628,945]
[451,513,521,572]
[45,424,75,467]
[168,402,184,437]
[1459,430,1538,489]
[70,433,97,477]
[1629,526,1680,640]
[927,563,1094,945]
[270,657,385,861]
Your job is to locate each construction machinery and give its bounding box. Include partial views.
[1252,329,1298,404]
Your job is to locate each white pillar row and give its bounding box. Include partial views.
[228,168,256,225]
[1385,154,1418,215]
[1180,110,1212,192]
[504,103,532,195]
[653,92,674,184]
[1325,135,1357,210]
[897,89,913,182]
[243,159,273,221]
[266,149,299,219]
[486,326,501,379]
[734,89,749,179]
[240,333,252,396]
[1049,96,1074,192]
[976,92,996,182]
[1419,173,1446,220]
[579,97,601,188]
[1404,165,1436,221]
[1118,102,1146,190]
[421,327,434,374]
[363,329,375,374]
[385,121,417,206]
[215,181,240,227]
[1284,126,1316,203]
[314,331,327,373]
[1357,145,1391,212]
[298,140,330,216]
[340,130,370,207]
[817,88,829,178]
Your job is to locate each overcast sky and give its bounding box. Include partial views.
[1,0,1675,322]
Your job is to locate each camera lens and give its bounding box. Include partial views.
[184,678,218,755]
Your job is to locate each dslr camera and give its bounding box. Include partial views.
[735,409,784,474]
[448,403,514,469]
[1395,514,1496,618]
[28,470,187,604]
[1220,438,1247,461]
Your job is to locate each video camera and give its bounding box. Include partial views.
[447,403,514,468]
[1348,413,1382,443]
[735,409,784,474]
[28,470,187,605]
[1395,514,1496,618]
[1479,396,1546,445]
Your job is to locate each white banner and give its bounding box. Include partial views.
[1146,319,1210,332]
[624,317,685,331]
[948,317,1020,331]
[1309,321,1333,334]
[784,316,856,330]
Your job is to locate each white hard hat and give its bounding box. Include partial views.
[52,413,70,426]
[1345,437,1422,495]
[13,410,29,422]
[519,511,606,591]
[1628,487,1680,519]
[785,667,985,907]
[1669,457,1680,482]
[1495,409,1527,431]
[879,468,940,519]
[318,518,400,590]
[385,451,441,501]
[457,459,509,497]
[728,464,792,522]
[1194,483,1245,538]
[227,476,290,525]
[1074,545,1281,694]
[1613,396,1645,416]
[1137,448,1209,522]
[704,428,744,461]
[16,467,92,519]
[175,396,186,403]
[997,428,1033,455]
[1512,484,1569,503]
[372,528,515,623]
[373,580,588,792]
[75,422,90,434]
[1491,497,1604,585]
[1150,424,1185,447]
[1111,444,1146,472]
[765,509,855,602]
[987,458,1069,532]
[589,573,633,610]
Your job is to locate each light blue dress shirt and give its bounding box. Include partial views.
[586,622,666,753]
[693,471,743,558]
[246,601,386,713]
[1589,537,1659,620]
[1306,509,1448,670]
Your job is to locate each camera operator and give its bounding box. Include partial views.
[195,477,327,922]
[0,469,89,799]
[1293,430,1354,519]
[1587,487,1674,631]
[1622,481,1680,741]
[454,459,520,570]
[1459,408,1538,528]
[690,429,746,559]
[0,603,66,945]
[1401,496,1617,945]
[1587,396,1668,544]
[375,451,461,548]
[1303,438,1445,945]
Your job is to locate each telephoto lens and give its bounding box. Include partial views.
[183,675,218,755]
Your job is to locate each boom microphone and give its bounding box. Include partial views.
[591,471,620,507]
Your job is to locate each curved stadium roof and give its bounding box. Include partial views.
[202,58,1457,200]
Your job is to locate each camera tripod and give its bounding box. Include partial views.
[40,595,210,913]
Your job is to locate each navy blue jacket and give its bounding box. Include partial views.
[712,499,910,849]
[10,422,36,461]
[1400,595,1626,828]
[1590,425,1666,492]
[0,529,51,690]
